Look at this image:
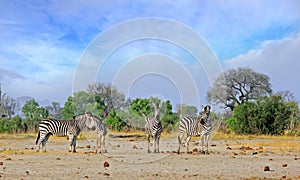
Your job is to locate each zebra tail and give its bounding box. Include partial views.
[35,131,40,145]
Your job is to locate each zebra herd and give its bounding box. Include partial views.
[35,104,212,154]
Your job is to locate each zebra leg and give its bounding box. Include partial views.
[200,134,205,154]
[69,135,75,152]
[72,136,77,153]
[147,134,151,153]
[154,134,160,153]
[205,133,210,154]
[95,135,99,153]
[185,136,191,153]
[101,135,107,153]
[177,133,183,154]
[41,133,51,152]
[156,135,160,153]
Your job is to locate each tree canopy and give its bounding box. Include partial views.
[207,67,272,110]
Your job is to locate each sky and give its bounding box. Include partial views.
[1,0,300,110]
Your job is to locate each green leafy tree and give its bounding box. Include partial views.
[61,96,75,119]
[161,100,180,133]
[22,99,49,132]
[130,98,151,117]
[176,104,198,116]
[228,94,298,135]
[87,83,129,116]
[104,109,127,131]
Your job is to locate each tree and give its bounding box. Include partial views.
[103,109,127,131]
[176,104,198,116]
[130,98,152,117]
[46,102,62,119]
[22,99,49,132]
[0,85,17,119]
[227,94,298,135]
[61,96,75,119]
[87,83,129,116]
[161,100,180,133]
[207,67,272,110]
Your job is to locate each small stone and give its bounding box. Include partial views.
[0,162,3,165]
[103,173,110,177]
[86,145,91,148]
[5,158,11,160]
[56,157,61,160]
[282,164,288,168]
[132,145,138,149]
[103,162,109,168]
[264,166,270,171]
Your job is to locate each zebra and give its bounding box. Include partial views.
[87,115,108,153]
[177,105,212,154]
[144,102,163,153]
[35,112,97,152]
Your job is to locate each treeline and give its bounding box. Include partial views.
[1,67,299,135]
[0,83,199,133]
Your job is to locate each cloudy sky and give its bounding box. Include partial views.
[1,0,300,108]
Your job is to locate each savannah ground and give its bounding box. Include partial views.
[0,131,299,180]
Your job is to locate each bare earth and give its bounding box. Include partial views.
[0,133,299,180]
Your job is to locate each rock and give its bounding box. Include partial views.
[264,166,270,171]
[282,164,288,168]
[103,162,109,168]
[103,173,110,177]
[85,145,91,148]
[226,147,232,150]
[132,145,138,149]
[0,162,3,165]
[56,157,61,160]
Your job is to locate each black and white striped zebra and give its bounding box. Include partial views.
[88,116,108,153]
[177,105,212,154]
[144,102,163,153]
[35,112,97,152]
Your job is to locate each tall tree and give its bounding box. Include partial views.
[176,104,198,117]
[61,96,75,119]
[87,83,128,117]
[22,99,49,132]
[0,85,17,119]
[207,67,272,110]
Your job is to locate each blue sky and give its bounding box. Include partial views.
[1,0,300,109]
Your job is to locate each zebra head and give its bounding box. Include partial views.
[83,112,100,130]
[203,105,211,118]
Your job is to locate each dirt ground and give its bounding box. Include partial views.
[0,132,299,180]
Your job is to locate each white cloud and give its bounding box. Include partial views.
[224,32,300,101]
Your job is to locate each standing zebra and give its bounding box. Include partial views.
[177,105,212,154]
[36,112,97,152]
[144,102,163,153]
[88,115,108,153]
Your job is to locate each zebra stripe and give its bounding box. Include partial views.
[88,116,108,153]
[36,112,97,152]
[177,105,212,154]
[144,102,163,153]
